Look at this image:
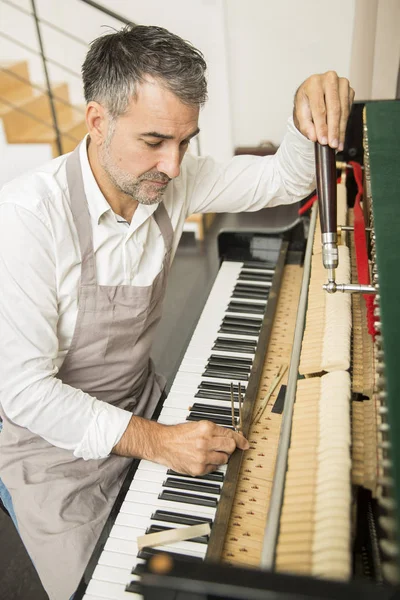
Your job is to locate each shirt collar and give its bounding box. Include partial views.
[79,134,114,225]
[78,135,160,228]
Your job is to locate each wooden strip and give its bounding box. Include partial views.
[137,522,211,550]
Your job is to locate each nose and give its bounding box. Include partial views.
[157,149,181,180]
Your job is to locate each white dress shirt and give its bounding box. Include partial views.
[0,117,315,460]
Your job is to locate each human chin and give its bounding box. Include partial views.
[140,180,168,201]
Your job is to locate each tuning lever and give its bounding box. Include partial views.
[315,143,338,276]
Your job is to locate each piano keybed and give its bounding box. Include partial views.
[79,256,283,600]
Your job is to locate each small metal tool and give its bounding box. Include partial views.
[230,382,243,433]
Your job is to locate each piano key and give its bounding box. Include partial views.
[146,524,209,544]
[85,578,139,599]
[136,547,203,563]
[190,402,239,416]
[134,464,225,486]
[202,368,249,381]
[124,491,217,516]
[164,393,239,410]
[130,479,220,504]
[222,315,263,326]
[167,469,224,482]
[187,413,235,428]
[92,564,137,586]
[106,531,207,558]
[159,490,218,508]
[98,548,143,571]
[238,272,274,282]
[151,509,212,526]
[226,301,265,314]
[163,477,221,495]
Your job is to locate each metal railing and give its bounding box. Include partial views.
[0,0,134,155]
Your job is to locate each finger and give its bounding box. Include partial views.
[217,426,250,450]
[206,450,230,467]
[294,89,318,142]
[337,78,351,150]
[323,71,341,148]
[212,436,237,455]
[304,76,329,145]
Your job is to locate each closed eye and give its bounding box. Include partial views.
[145,141,162,148]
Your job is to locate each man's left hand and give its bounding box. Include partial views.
[293,71,355,151]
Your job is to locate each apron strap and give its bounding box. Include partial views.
[66,143,97,287]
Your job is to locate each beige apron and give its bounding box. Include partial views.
[0,144,172,600]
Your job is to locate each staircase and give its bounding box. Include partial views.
[0,60,86,159]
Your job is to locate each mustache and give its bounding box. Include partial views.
[139,172,171,185]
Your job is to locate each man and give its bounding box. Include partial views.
[0,25,354,600]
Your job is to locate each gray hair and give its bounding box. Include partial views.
[82,25,208,117]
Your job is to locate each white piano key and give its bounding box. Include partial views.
[92,563,137,586]
[124,491,217,516]
[98,548,143,570]
[236,278,272,288]
[134,465,225,484]
[85,579,139,599]
[184,347,255,361]
[119,498,213,522]
[172,372,248,389]
[129,479,220,500]
[106,532,206,558]
[164,394,239,411]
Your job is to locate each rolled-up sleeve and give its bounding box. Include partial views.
[186,116,315,215]
[0,201,131,460]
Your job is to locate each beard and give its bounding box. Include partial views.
[99,127,170,206]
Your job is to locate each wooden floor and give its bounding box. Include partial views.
[0,214,224,600]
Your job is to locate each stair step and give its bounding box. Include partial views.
[10,108,87,155]
[0,61,32,96]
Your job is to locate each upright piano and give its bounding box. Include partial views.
[75,100,400,600]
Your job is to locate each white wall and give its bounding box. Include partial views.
[225,0,356,146]
[349,0,378,100]
[372,0,400,99]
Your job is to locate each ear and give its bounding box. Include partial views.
[86,101,108,146]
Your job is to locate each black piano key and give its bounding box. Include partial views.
[226,301,265,315]
[151,509,213,526]
[223,315,262,326]
[187,413,235,428]
[163,477,221,495]
[146,524,209,544]
[195,389,239,402]
[199,381,246,393]
[126,580,142,594]
[242,260,275,270]
[209,353,253,365]
[214,336,257,349]
[166,470,224,483]
[206,359,252,371]
[204,362,251,375]
[191,403,239,417]
[232,288,270,300]
[231,290,268,300]
[239,272,274,282]
[218,325,260,336]
[137,548,203,563]
[202,368,249,381]
[212,340,256,354]
[159,490,218,508]
[132,563,146,576]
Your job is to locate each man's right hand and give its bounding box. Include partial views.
[112,415,250,477]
